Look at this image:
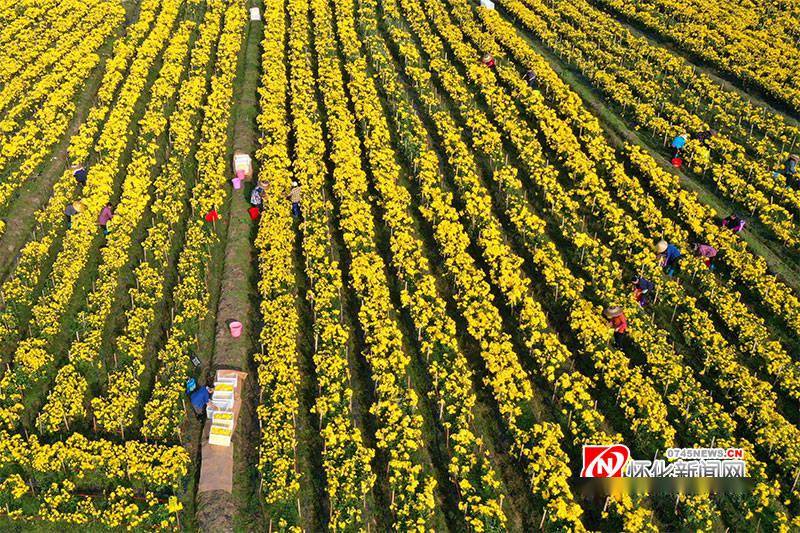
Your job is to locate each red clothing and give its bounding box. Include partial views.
[248,206,260,220]
[610,314,627,333]
[204,209,220,222]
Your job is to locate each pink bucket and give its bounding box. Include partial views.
[229,321,243,337]
[232,177,243,190]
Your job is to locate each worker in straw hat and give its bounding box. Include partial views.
[603,305,628,348]
[655,239,682,277]
[286,180,302,218]
[64,200,84,229]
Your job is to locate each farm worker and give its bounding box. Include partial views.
[693,243,718,269]
[603,306,628,348]
[287,181,302,218]
[72,163,87,187]
[655,239,682,276]
[522,69,536,88]
[630,275,655,307]
[98,203,113,235]
[721,214,745,233]
[671,133,688,157]
[250,185,264,209]
[482,53,495,68]
[64,201,84,228]
[204,209,220,223]
[784,154,799,178]
[248,206,260,221]
[189,384,214,419]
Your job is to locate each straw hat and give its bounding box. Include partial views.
[72,201,85,213]
[790,154,800,163]
[655,240,668,254]
[603,306,623,319]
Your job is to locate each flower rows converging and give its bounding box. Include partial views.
[247,0,800,527]
[0,0,123,234]
[253,0,302,522]
[593,0,800,113]
[142,0,245,441]
[91,0,226,438]
[283,0,376,526]
[2,0,800,528]
[0,0,186,432]
[0,0,240,527]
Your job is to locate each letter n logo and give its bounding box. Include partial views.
[581,445,630,477]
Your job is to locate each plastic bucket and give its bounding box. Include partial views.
[232,177,243,190]
[229,321,243,337]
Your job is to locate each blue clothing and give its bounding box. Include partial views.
[73,168,87,185]
[786,159,798,176]
[671,135,687,149]
[190,387,211,410]
[250,187,263,206]
[636,277,655,292]
[663,244,681,266]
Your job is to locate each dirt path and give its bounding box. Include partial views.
[195,3,263,531]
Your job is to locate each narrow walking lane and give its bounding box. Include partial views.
[196,1,264,530]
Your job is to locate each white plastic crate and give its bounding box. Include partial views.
[209,426,232,446]
[211,411,234,430]
[211,389,234,410]
[214,382,235,394]
[215,375,238,389]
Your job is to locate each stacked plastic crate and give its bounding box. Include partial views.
[208,374,237,446]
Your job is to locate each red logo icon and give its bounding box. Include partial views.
[582,445,630,477]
